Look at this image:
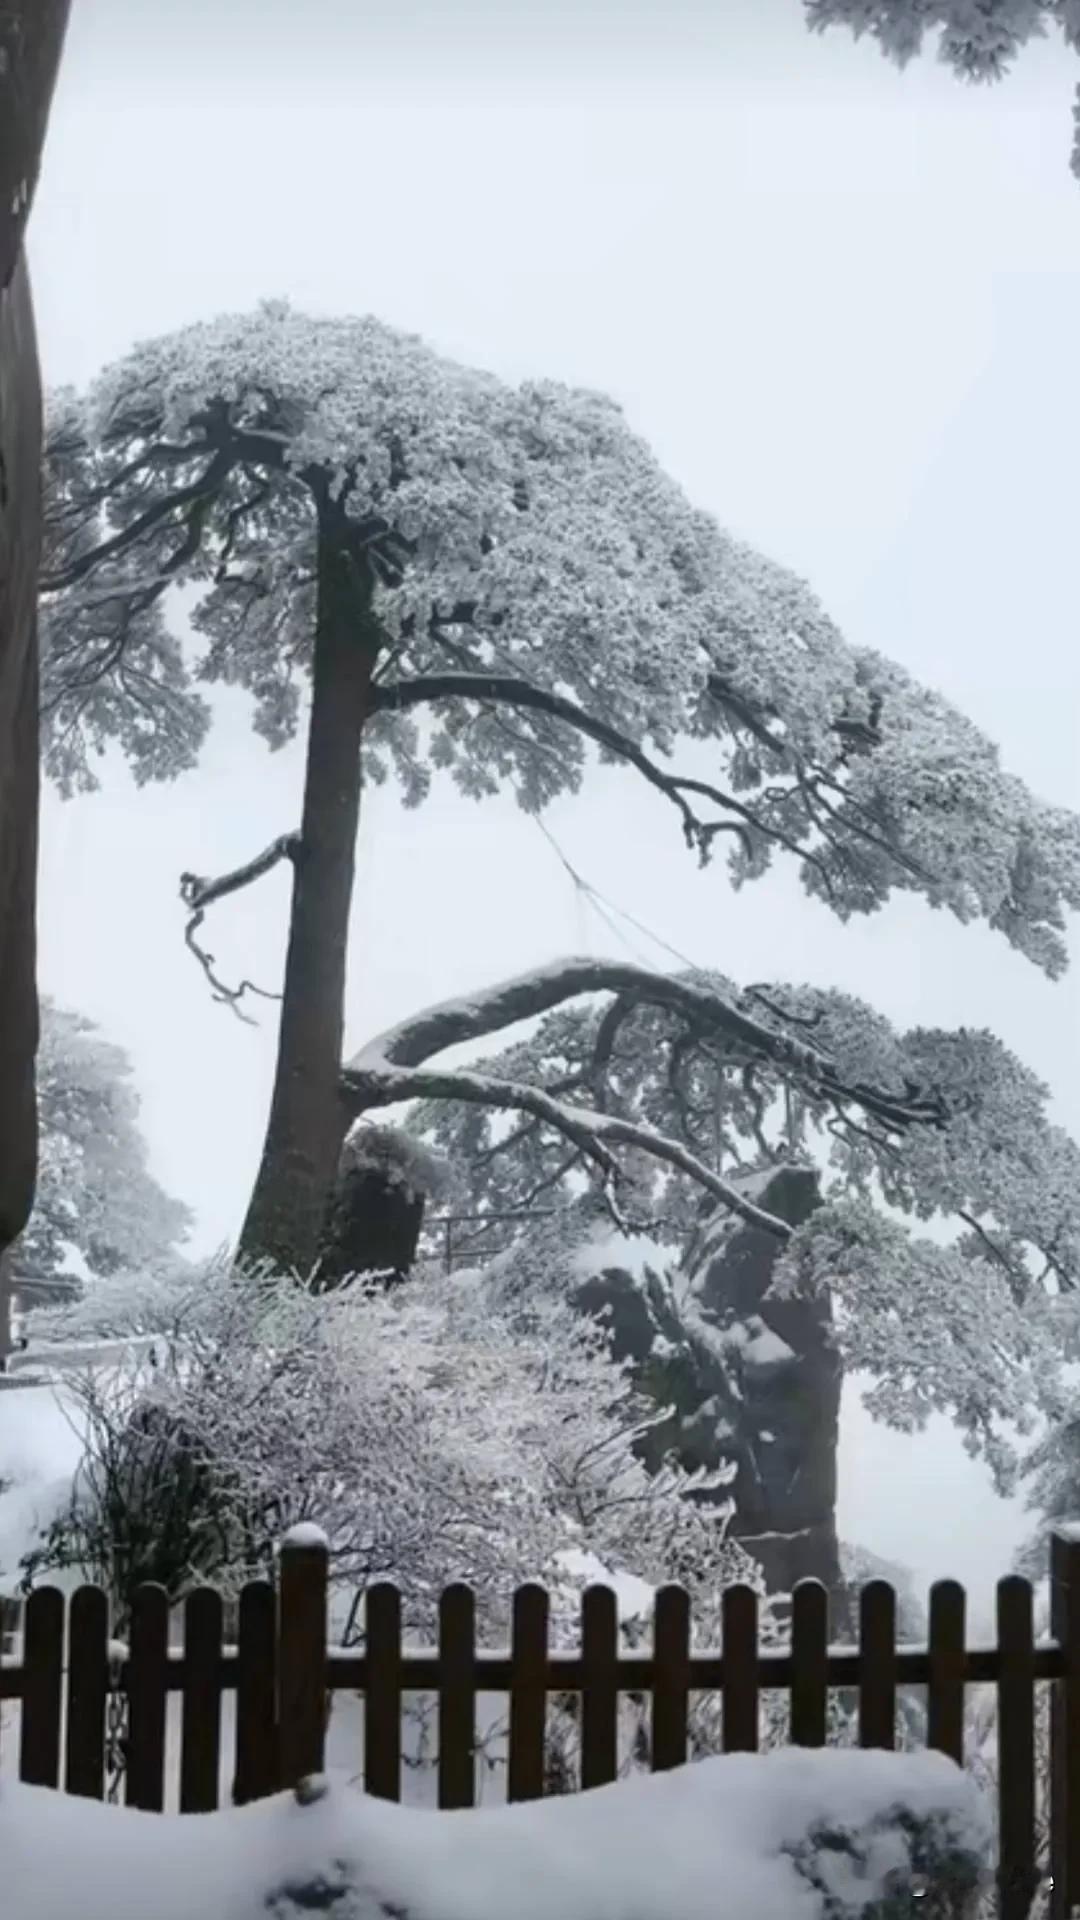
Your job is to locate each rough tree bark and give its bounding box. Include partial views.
[238,504,380,1276]
[0,2,70,1364]
[0,261,41,1365]
[575,1166,843,1607]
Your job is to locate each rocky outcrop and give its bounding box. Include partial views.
[314,1126,447,1290]
[686,1167,842,1602]
[574,1166,844,1609]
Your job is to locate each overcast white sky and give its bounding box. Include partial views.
[25,0,1080,1615]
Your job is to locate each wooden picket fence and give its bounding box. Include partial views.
[3,1530,1080,1918]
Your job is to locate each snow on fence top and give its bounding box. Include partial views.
[279,1523,330,1553]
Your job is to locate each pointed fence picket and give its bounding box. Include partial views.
[2,1531,1079,1917]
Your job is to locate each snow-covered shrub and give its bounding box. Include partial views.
[20,1258,754,1647]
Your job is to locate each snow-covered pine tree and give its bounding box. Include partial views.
[40,303,1080,1279]
[332,957,1080,1603]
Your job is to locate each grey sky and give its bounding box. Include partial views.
[26,0,1080,1613]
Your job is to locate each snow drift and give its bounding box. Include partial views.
[1,1745,990,1920]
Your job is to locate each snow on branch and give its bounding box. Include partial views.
[39,304,1080,975]
[372,669,927,896]
[40,446,236,597]
[340,956,949,1236]
[344,1055,791,1239]
[179,831,301,1021]
[348,957,945,1132]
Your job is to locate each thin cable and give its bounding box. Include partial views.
[433,612,712,975]
[587,890,656,969]
[536,817,684,970]
[532,815,705,976]
[533,815,648,964]
[438,619,708,975]
[589,883,705,976]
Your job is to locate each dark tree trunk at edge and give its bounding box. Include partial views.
[239,505,378,1276]
[1,3,71,1345]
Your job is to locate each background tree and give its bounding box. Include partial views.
[802,1,1080,175]
[40,303,1080,1277]
[330,953,1080,1600]
[13,997,192,1307]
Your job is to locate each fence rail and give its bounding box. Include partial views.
[3,1531,1080,1920]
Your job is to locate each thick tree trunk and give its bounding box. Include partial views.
[0,5,68,1377]
[239,507,379,1275]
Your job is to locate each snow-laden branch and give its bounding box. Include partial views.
[373,672,937,896]
[347,956,945,1134]
[340,956,949,1236]
[179,831,301,1021]
[354,959,808,1074]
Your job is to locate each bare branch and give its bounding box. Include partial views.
[469,1074,587,1169]
[677,773,833,890]
[803,772,932,884]
[704,672,790,757]
[825,1099,900,1162]
[179,832,301,1021]
[213,477,273,580]
[372,670,858,899]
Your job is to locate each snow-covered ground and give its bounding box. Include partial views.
[0,1333,169,1603]
[0,1746,990,1920]
[0,1382,85,1597]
